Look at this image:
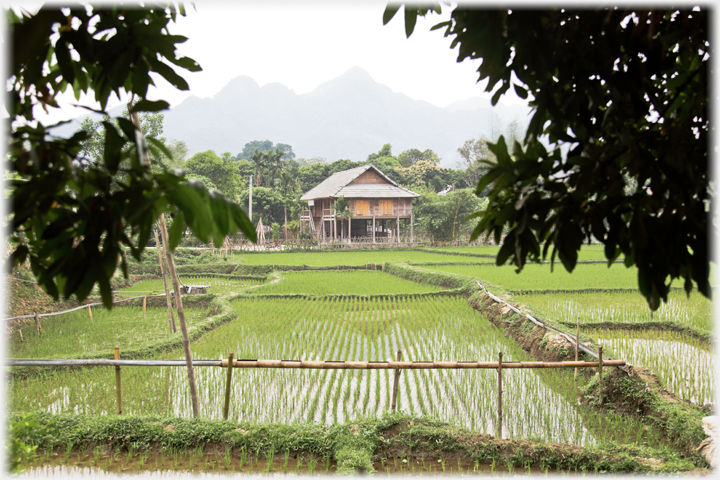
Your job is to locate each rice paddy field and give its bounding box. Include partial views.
[7,244,716,475]
[249,270,445,295]
[234,249,489,266]
[519,290,713,333]
[120,276,263,296]
[585,328,714,405]
[419,262,644,291]
[9,296,662,448]
[9,306,210,358]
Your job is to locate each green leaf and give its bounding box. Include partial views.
[168,210,185,250]
[513,83,528,99]
[404,5,418,37]
[102,122,124,174]
[146,137,173,161]
[383,3,401,25]
[130,99,170,112]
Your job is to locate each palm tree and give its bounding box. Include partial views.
[264,148,285,186]
[278,168,301,241]
[250,149,265,186]
[332,195,353,241]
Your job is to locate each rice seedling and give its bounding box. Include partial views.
[588,328,714,405]
[250,269,445,295]
[521,290,713,334]
[119,275,263,296]
[235,249,487,266]
[9,305,210,359]
[416,262,643,291]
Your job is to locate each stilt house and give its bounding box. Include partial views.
[300,164,419,243]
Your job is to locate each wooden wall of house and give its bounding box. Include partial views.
[349,198,412,217]
[348,170,387,185]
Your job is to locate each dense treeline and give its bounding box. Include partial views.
[77,117,523,241]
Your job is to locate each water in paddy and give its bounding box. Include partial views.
[11,296,653,447]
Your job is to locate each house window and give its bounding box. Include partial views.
[379,199,393,215]
[355,200,369,215]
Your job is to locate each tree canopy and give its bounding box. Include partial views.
[8,5,255,307]
[388,5,710,309]
[184,150,245,200]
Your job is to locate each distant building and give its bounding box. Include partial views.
[299,164,419,243]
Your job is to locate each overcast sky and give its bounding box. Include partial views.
[6,1,530,125]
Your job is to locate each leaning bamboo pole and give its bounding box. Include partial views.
[128,106,200,418]
[154,228,177,334]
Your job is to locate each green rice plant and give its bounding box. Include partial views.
[235,249,487,266]
[588,328,714,405]
[520,290,713,334]
[10,305,210,359]
[418,262,644,291]
[250,270,445,295]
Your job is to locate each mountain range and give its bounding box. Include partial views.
[54,67,532,168]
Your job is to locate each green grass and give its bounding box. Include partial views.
[249,270,445,295]
[9,306,209,358]
[234,250,487,266]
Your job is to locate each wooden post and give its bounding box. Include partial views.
[154,228,176,334]
[410,211,414,244]
[34,311,41,335]
[87,305,93,321]
[114,345,122,414]
[143,296,147,314]
[598,345,603,406]
[396,212,400,243]
[575,317,580,379]
[17,328,23,342]
[497,351,503,439]
[129,106,200,418]
[348,216,352,244]
[391,349,402,411]
[372,215,376,244]
[223,352,234,420]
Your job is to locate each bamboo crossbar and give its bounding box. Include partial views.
[6,358,626,369]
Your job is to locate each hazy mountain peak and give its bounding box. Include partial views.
[214,75,261,99]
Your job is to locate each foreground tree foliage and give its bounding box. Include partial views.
[8,5,256,307]
[387,5,710,309]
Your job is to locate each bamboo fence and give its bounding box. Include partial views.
[7,353,623,436]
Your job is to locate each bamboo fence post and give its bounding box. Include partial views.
[129,106,200,418]
[154,228,176,334]
[598,345,604,406]
[497,351,503,439]
[114,345,122,414]
[88,305,93,321]
[18,328,23,342]
[143,296,147,314]
[34,311,41,335]
[223,352,234,420]
[391,349,402,411]
[575,316,580,379]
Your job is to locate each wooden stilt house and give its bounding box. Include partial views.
[299,164,419,243]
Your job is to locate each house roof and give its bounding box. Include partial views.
[300,164,419,201]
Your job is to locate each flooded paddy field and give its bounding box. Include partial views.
[10,296,665,449]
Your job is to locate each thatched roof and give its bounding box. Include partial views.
[300,164,418,201]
